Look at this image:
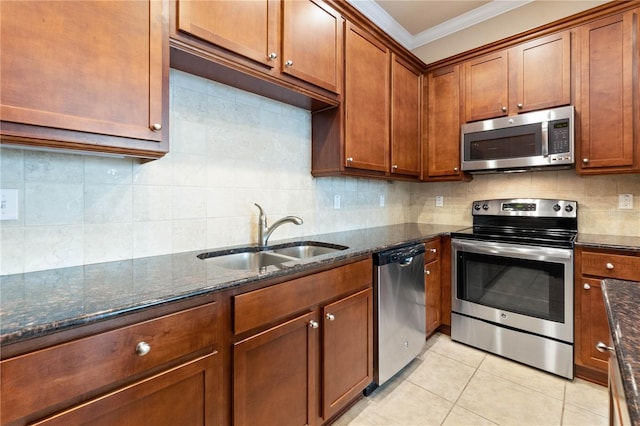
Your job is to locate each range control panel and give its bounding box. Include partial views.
[472,198,577,218]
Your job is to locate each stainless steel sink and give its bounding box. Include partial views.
[197,241,348,270]
[271,242,348,259]
[198,250,296,270]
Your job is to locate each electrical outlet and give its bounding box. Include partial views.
[379,194,385,207]
[0,189,19,220]
[435,196,444,207]
[619,194,633,209]
[334,195,341,209]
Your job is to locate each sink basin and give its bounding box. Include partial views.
[271,241,349,259]
[198,250,296,270]
[197,241,348,270]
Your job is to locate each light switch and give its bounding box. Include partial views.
[435,196,444,207]
[0,189,19,220]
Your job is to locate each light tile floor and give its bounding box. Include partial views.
[335,333,608,426]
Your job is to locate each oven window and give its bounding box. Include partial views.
[457,252,565,323]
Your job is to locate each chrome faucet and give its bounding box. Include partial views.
[254,203,303,247]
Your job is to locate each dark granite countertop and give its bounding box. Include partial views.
[1,223,460,347]
[601,279,640,426]
[577,234,640,252]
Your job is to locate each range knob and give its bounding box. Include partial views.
[482,203,489,211]
[553,204,561,212]
[565,205,574,213]
[474,203,481,211]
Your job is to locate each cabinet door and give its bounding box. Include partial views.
[463,51,508,122]
[322,289,373,421]
[424,66,462,179]
[282,0,343,93]
[344,23,390,172]
[578,277,610,372]
[32,355,219,426]
[425,259,441,336]
[390,54,421,177]
[234,312,318,426]
[176,0,278,68]
[0,1,167,153]
[578,10,638,172]
[510,31,571,113]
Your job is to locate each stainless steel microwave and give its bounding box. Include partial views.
[461,105,574,173]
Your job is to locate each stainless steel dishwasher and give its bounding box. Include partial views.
[366,243,426,395]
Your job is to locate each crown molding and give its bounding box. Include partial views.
[346,0,534,50]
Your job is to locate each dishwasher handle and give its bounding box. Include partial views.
[374,244,426,266]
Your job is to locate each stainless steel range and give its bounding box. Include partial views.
[450,198,577,379]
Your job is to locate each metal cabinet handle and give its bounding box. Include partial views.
[150,123,162,132]
[326,313,335,321]
[309,320,319,329]
[517,103,523,109]
[583,283,591,290]
[596,341,614,353]
[346,157,353,162]
[582,158,590,164]
[135,341,151,356]
[454,167,459,172]
[425,269,430,275]
[285,60,294,67]
[430,248,437,253]
[501,106,507,112]
[606,263,615,270]
[392,165,398,170]
[268,52,278,60]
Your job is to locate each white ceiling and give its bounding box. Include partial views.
[347,0,612,63]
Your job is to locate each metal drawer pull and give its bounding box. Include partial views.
[596,341,614,353]
[430,248,437,253]
[583,283,591,290]
[150,123,162,132]
[606,263,615,270]
[135,341,151,357]
[425,269,430,275]
[309,320,319,329]
[326,313,335,321]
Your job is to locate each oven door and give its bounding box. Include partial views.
[451,238,573,343]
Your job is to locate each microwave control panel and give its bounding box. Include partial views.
[548,118,571,155]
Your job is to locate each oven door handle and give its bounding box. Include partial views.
[451,239,573,262]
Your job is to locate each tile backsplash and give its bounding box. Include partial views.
[1,69,638,274]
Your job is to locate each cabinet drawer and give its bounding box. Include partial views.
[234,259,372,335]
[424,238,441,263]
[581,251,640,281]
[1,302,217,425]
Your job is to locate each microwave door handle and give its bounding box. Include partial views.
[541,121,549,157]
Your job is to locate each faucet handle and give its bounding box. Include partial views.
[254,203,265,216]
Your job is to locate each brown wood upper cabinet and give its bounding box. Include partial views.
[312,22,422,180]
[577,8,639,174]
[0,0,169,159]
[462,31,571,122]
[423,65,464,181]
[174,0,343,95]
[343,23,390,173]
[391,54,422,177]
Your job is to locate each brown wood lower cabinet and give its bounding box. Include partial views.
[424,238,442,336]
[1,298,222,426]
[322,289,373,420]
[232,259,373,426]
[234,312,317,426]
[575,247,640,385]
[31,354,218,426]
